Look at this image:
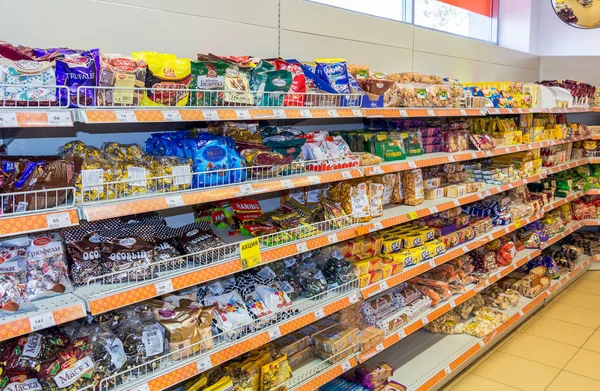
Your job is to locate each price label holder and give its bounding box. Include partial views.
[268,326,282,341]
[308,176,321,185]
[375,343,384,352]
[407,211,418,221]
[202,110,219,120]
[155,279,174,295]
[314,308,325,319]
[296,242,308,253]
[30,312,56,332]
[397,329,406,339]
[196,356,213,374]
[47,111,72,126]
[341,359,352,372]
[240,238,262,269]
[327,233,338,244]
[348,292,359,304]
[370,221,384,232]
[300,109,312,118]
[280,179,295,190]
[427,109,435,116]
[341,171,353,179]
[460,109,467,116]
[164,110,182,122]
[408,161,417,169]
[128,383,150,391]
[116,110,136,122]
[399,110,408,117]
[238,184,254,196]
[327,109,339,117]
[273,109,286,119]
[0,112,18,127]
[237,110,251,120]
[46,212,71,229]
[352,109,362,117]
[371,166,384,175]
[165,195,185,208]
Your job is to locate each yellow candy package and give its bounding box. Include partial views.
[260,355,292,391]
[131,52,191,106]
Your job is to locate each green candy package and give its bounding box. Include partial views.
[256,70,293,106]
[189,61,228,106]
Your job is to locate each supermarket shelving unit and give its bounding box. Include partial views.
[1,99,599,391]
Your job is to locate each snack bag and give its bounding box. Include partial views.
[0,237,36,314]
[274,58,306,106]
[223,63,253,105]
[37,337,96,391]
[97,54,147,106]
[260,355,292,391]
[47,48,101,107]
[0,370,43,391]
[132,52,191,106]
[256,69,293,106]
[25,232,73,300]
[315,58,351,94]
[189,60,228,106]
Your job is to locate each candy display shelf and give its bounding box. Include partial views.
[360,214,543,300]
[541,220,590,249]
[72,172,547,316]
[378,255,594,391]
[543,157,589,175]
[0,105,596,128]
[104,285,360,391]
[357,248,541,363]
[0,293,85,342]
[0,208,79,238]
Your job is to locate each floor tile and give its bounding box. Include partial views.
[474,351,560,391]
[570,279,600,296]
[556,290,600,312]
[546,371,600,391]
[439,368,470,390]
[564,349,600,381]
[521,316,595,347]
[451,374,521,391]
[541,302,600,328]
[498,333,578,368]
[582,330,600,353]
[582,271,600,282]
[491,332,518,351]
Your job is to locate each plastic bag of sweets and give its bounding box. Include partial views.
[0,370,43,391]
[0,43,57,106]
[116,312,167,376]
[25,232,73,300]
[37,337,98,391]
[0,237,37,314]
[189,60,228,106]
[131,52,191,106]
[315,58,351,94]
[97,54,147,106]
[0,330,69,371]
[273,58,306,107]
[51,49,100,107]
[255,69,293,106]
[99,230,155,283]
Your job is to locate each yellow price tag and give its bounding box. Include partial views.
[240,238,262,269]
[514,219,522,229]
[407,211,418,221]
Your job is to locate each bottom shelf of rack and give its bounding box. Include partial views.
[374,255,593,391]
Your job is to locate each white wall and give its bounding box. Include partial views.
[499,0,535,53]
[0,0,540,83]
[540,56,600,85]
[536,0,600,56]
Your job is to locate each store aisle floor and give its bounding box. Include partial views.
[440,270,600,391]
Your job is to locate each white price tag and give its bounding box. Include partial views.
[408,161,417,169]
[518,310,525,317]
[429,259,436,268]
[308,176,321,185]
[296,242,308,253]
[202,110,219,120]
[371,166,384,175]
[399,110,408,117]
[375,343,384,352]
[348,292,359,304]
[341,359,352,372]
[429,206,439,214]
[444,366,451,375]
[300,109,312,118]
[517,108,524,114]
[46,212,71,229]
[471,152,478,159]
[29,312,56,332]
[155,279,174,295]
[422,317,429,325]
[273,109,286,119]
[268,327,282,341]
[0,112,18,127]
[504,227,510,234]
[239,184,254,196]
[327,109,339,117]
[47,111,72,126]
[236,110,251,120]
[448,156,456,162]
[163,110,182,122]
[372,221,384,231]
[483,191,491,197]
[479,341,485,348]
[397,329,406,339]
[450,301,456,308]
[460,109,467,116]
[165,195,185,208]
[196,356,213,373]
[128,384,150,391]
[452,200,460,207]
[379,280,389,291]
[477,193,484,200]
[280,179,294,189]
[427,109,435,116]
[352,109,362,117]
[341,171,353,179]
[327,234,338,244]
[116,110,136,122]
[314,308,325,319]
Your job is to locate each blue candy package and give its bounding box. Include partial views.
[315,58,351,94]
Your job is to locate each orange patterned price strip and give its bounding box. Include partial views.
[0,209,78,237]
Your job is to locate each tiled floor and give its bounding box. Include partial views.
[440,271,600,391]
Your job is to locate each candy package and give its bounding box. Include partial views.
[97,54,147,106]
[0,237,37,314]
[132,52,191,106]
[37,337,97,391]
[189,60,228,106]
[26,232,73,300]
[116,312,167,375]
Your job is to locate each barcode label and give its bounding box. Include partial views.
[314,308,325,319]
[268,327,281,341]
[427,109,435,116]
[116,110,136,122]
[46,212,71,229]
[341,359,352,372]
[399,110,408,117]
[408,161,417,169]
[163,110,182,122]
[239,184,254,196]
[371,166,384,175]
[196,356,213,373]
[348,292,359,304]
[155,279,174,295]
[327,234,338,244]
[341,171,353,179]
[308,176,321,185]
[165,195,185,208]
[352,109,362,116]
[47,111,72,126]
[30,312,56,331]
[296,242,308,253]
